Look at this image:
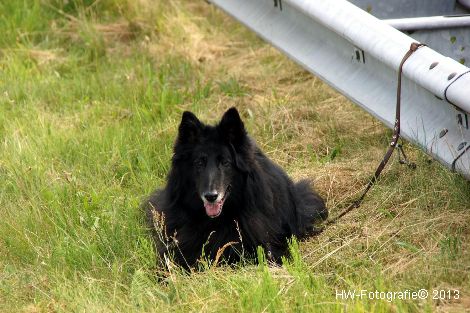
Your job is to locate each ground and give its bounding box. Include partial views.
[0,1,469,312]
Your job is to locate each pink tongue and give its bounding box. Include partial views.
[204,202,222,217]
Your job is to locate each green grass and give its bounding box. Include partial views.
[1,1,470,312]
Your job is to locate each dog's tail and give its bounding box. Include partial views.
[294,179,328,237]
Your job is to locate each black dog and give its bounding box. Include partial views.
[145,107,327,269]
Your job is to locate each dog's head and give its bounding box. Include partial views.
[173,107,251,218]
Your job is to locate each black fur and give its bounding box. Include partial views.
[145,107,327,269]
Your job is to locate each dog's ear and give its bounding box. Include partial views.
[219,108,251,173]
[218,107,247,147]
[177,111,202,145]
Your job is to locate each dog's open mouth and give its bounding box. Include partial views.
[204,186,231,218]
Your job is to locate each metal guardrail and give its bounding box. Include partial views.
[210,0,470,179]
[350,0,470,65]
[385,15,470,31]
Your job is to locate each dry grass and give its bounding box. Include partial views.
[1,0,469,312]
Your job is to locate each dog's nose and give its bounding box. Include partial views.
[203,192,218,203]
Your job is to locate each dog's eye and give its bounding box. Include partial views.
[221,159,231,167]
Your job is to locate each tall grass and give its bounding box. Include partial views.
[1,0,469,312]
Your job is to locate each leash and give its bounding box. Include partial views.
[323,42,426,227]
